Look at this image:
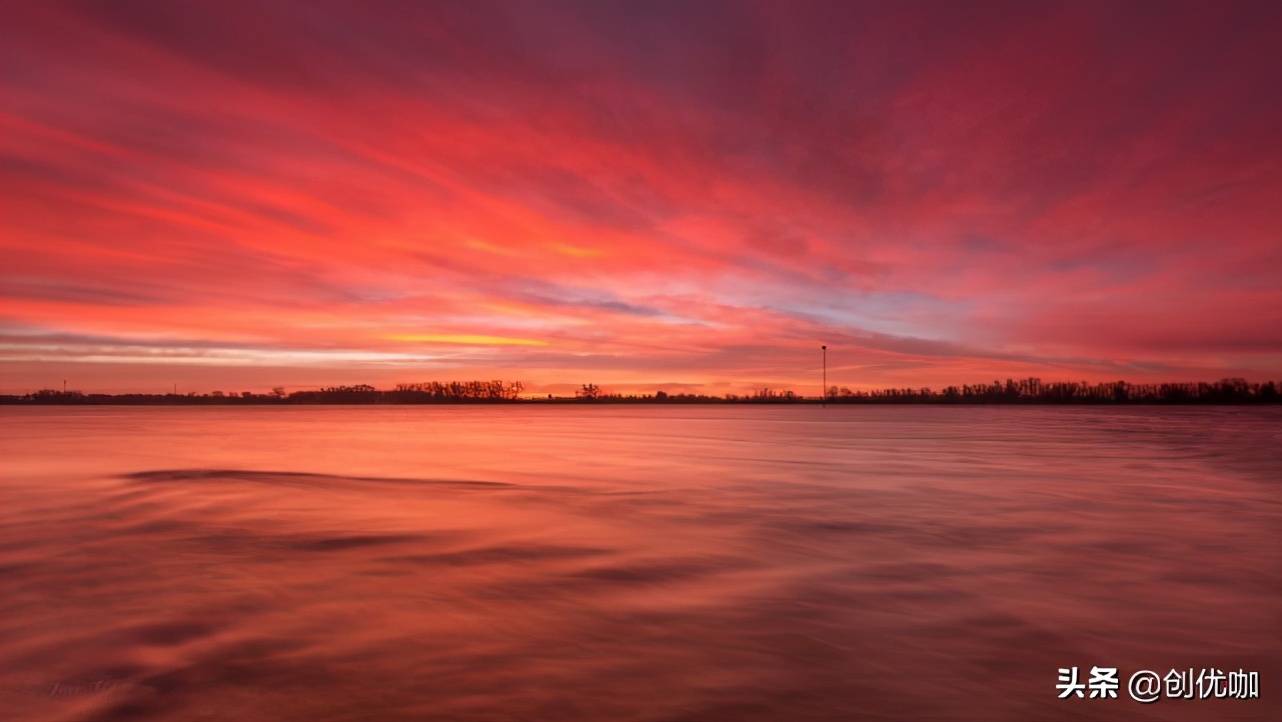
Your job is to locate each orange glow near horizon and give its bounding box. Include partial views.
[388,334,550,348]
[1,3,1280,395]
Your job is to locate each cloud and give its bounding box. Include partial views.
[0,2,1279,392]
[388,334,549,348]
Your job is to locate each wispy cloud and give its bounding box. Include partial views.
[1,2,1279,392]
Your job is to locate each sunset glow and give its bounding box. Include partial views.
[3,2,1280,394]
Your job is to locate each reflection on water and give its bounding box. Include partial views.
[1,406,1279,721]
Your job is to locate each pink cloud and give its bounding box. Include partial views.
[1,2,1279,394]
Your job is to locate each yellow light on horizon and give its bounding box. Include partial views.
[552,243,602,258]
[388,333,548,347]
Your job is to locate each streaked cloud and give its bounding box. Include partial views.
[388,334,549,348]
[1,1,1279,393]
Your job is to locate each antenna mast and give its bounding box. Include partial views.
[821,345,827,406]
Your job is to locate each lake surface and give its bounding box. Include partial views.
[1,406,1279,721]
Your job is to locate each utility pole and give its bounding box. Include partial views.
[63,379,67,394]
[821,345,827,406]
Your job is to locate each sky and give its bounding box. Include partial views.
[2,1,1280,395]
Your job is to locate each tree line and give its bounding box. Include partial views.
[3,377,1278,404]
[820,377,1279,404]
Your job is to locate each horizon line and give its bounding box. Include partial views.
[5,377,1279,405]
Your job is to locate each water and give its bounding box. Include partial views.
[1,406,1279,721]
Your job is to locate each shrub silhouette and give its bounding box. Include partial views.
[5,377,1279,405]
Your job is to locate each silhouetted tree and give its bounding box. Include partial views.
[7,377,1281,406]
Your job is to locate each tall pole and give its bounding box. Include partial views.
[821,345,827,406]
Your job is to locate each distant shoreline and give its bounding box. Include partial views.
[4,400,1280,407]
[5,378,1278,406]
[5,397,1280,407]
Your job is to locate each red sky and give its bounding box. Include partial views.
[2,2,1280,395]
